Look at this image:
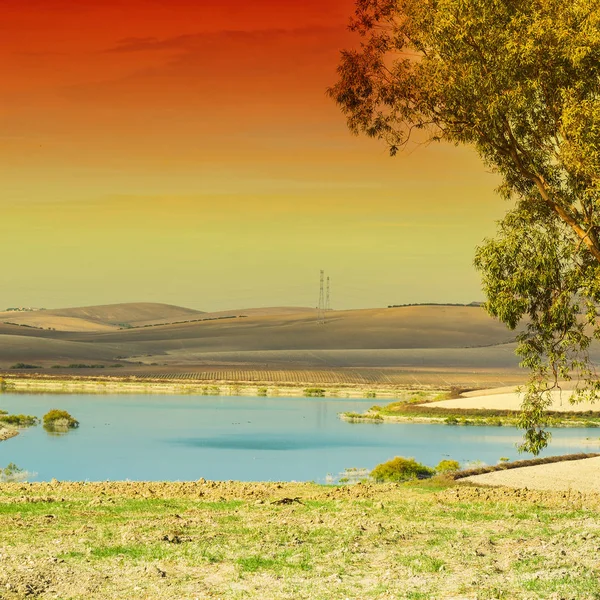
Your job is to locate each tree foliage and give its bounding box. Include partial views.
[329,0,600,454]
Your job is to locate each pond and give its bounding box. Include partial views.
[1,394,598,482]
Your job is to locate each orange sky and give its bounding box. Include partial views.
[1,0,506,310]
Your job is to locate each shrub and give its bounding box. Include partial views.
[0,414,39,427]
[43,409,79,432]
[365,390,377,399]
[229,384,242,396]
[370,457,435,483]
[435,459,460,474]
[257,387,268,397]
[304,388,326,397]
[342,412,384,422]
[444,416,459,425]
[11,363,41,369]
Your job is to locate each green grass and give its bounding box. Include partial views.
[342,396,600,428]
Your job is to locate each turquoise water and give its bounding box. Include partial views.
[1,394,598,482]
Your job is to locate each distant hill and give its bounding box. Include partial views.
[92,305,515,354]
[0,302,206,332]
[197,307,316,319]
[41,302,205,328]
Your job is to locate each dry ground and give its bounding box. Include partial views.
[464,456,600,493]
[2,479,600,599]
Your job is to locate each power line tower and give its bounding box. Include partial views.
[326,276,331,311]
[317,270,325,324]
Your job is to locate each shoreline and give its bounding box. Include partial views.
[0,374,446,399]
[340,411,600,428]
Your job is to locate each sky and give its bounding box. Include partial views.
[1,0,508,311]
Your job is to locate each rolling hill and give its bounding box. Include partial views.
[0,303,544,387]
[0,302,205,332]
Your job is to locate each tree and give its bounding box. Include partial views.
[328,0,600,454]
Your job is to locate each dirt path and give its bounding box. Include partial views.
[463,456,600,492]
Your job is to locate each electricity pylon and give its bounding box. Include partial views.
[317,270,325,324]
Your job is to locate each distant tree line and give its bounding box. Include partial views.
[387,302,483,308]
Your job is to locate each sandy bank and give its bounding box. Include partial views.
[427,389,600,412]
[463,456,600,493]
[0,426,18,442]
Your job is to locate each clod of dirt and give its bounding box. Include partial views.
[161,534,181,544]
[271,497,304,506]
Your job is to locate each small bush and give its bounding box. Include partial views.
[371,457,434,483]
[11,363,42,369]
[257,387,268,397]
[444,416,459,425]
[304,388,326,397]
[435,459,460,474]
[365,390,377,399]
[43,409,79,432]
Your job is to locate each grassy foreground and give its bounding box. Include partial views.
[1,480,600,599]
